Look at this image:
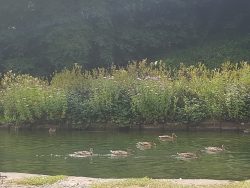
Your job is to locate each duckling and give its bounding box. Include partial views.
[159,133,177,141]
[205,145,225,153]
[136,142,156,150]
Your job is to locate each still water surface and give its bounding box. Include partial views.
[0,129,250,180]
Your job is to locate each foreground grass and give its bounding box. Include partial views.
[11,175,65,186]
[92,178,250,188]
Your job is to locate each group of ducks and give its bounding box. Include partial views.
[68,133,225,160]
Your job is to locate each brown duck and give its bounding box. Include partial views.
[159,133,177,141]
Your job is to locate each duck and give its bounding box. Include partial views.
[136,142,156,147]
[110,150,130,156]
[177,152,198,159]
[69,148,94,158]
[136,142,156,150]
[243,129,250,134]
[159,133,177,141]
[204,145,225,153]
[49,128,56,134]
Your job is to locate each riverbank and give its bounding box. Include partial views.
[0,121,250,132]
[0,172,238,188]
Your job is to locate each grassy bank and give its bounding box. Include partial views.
[92,178,250,188]
[11,175,65,186]
[3,173,250,188]
[0,61,249,128]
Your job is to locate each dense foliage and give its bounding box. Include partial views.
[0,61,249,127]
[0,71,67,125]
[0,0,250,75]
[164,36,250,68]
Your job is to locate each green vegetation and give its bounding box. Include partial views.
[164,36,250,68]
[92,178,250,188]
[0,61,249,127]
[0,60,250,126]
[12,175,65,186]
[0,1,249,75]
[92,178,184,188]
[0,71,67,126]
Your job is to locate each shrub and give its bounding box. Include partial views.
[131,80,173,124]
[87,78,133,125]
[224,84,250,121]
[1,72,67,125]
[65,91,91,124]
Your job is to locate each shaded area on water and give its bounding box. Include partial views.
[0,129,250,180]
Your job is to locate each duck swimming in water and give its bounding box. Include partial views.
[49,127,56,134]
[69,148,94,158]
[110,150,129,156]
[159,133,177,141]
[177,152,198,159]
[204,145,225,153]
[243,129,250,134]
[136,142,156,150]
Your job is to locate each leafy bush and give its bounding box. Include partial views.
[224,84,250,121]
[131,80,173,124]
[181,97,207,122]
[87,79,133,125]
[1,72,67,125]
[65,91,91,125]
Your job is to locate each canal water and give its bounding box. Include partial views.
[0,129,250,180]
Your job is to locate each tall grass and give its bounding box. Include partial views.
[0,61,249,127]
